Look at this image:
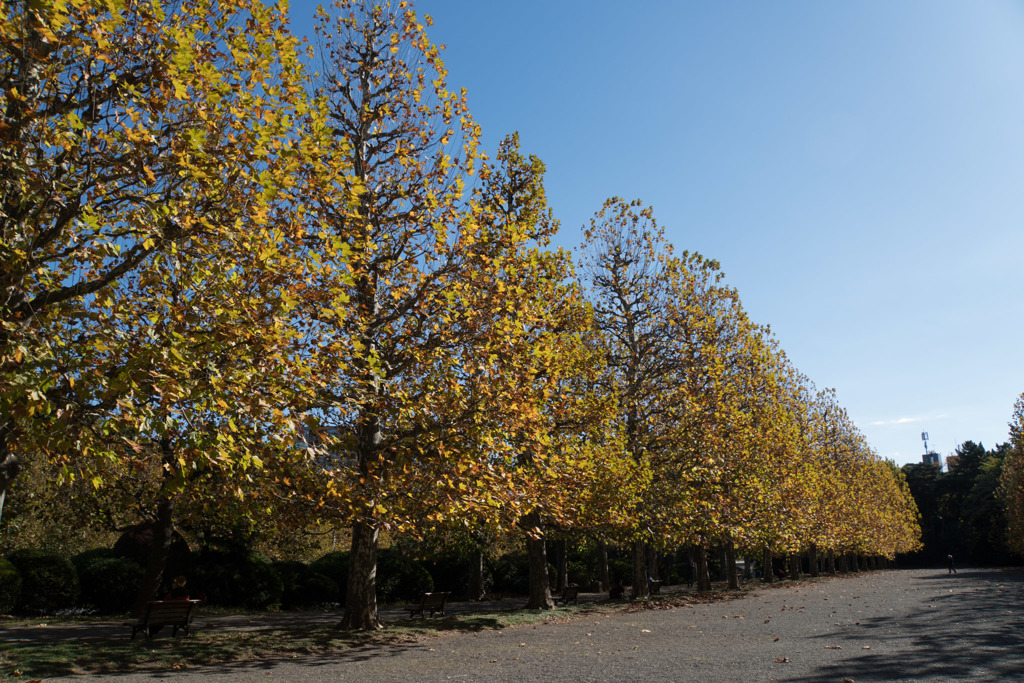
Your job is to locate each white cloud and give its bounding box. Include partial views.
[869,414,948,427]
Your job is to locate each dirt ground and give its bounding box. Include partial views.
[9,567,1024,682]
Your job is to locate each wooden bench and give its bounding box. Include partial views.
[553,583,579,606]
[125,600,201,639]
[408,591,450,619]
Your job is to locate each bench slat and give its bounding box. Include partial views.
[553,584,579,606]
[125,600,201,640]
[408,592,450,618]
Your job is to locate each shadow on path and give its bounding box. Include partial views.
[789,569,1024,682]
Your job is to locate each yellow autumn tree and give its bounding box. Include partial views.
[299,1,606,628]
[0,0,334,608]
[1000,393,1024,556]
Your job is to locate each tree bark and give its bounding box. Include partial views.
[724,537,739,589]
[132,497,175,617]
[0,449,19,526]
[467,547,485,601]
[826,549,837,575]
[686,546,696,589]
[631,539,649,599]
[597,539,610,591]
[762,545,775,584]
[696,544,712,592]
[808,544,820,577]
[788,553,800,581]
[339,519,381,630]
[525,512,553,609]
[556,539,568,591]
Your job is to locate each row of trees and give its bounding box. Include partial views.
[1000,395,1024,556]
[1,0,920,629]
[897,394,1024,567]
[902,440,1015,566]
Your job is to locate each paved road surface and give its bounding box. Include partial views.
[31,567,1024,681]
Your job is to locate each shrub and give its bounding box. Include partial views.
[309,549,434,605]
[273,561,340,609]
[79,557,143,614]
[376,549,433,603]
[607,557,631,586]
[193,551,283,610]
[243,556,284,610]
[6,549,79,614]
[273,560,308,596]
[423,551,493,597]
[112,524,192,578]
[71,548,120,575]
[489,552,529,595]
[298,572,340,606]
[567,560,594,587]
[0,558,21,614]
[309,551,350,604]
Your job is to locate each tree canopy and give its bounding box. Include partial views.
[1,0,928,629]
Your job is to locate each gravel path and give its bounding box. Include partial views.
[27,567,1024,682]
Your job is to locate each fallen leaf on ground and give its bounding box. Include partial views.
[825,645,842,649]
[775,657,791,663]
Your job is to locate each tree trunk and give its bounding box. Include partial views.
[467,547,485,601]
[132,497,175,617]
[648,545,660,581]
[696,544,712,591]
[339,519,381,630]
[826,549,837,575]
[788,553,800,581]
[524,512,553,609]
[556,539,568,591]
[762,545,775,584]
[725,537,739,589]
[686,546,696,589]
[0,449,19,526]
[631,539,649,599]
[597,539,610,591]
[808,544,819,577]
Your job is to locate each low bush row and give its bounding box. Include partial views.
[0,547,443,616]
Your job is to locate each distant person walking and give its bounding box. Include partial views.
[947,554,957,574]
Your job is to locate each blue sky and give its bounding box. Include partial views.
[287,1,1024,466]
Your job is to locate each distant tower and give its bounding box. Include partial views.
[921,432,939,466]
